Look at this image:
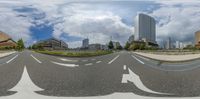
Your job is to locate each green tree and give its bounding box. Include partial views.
[17,39,25,51]
[139,43,146,50]
[116,45,123,50]
[129,43,140,50]
[124,42,130,50]
[108,41,114,50]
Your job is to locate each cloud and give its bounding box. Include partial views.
[51,3,133,48]
[150,1,200,44]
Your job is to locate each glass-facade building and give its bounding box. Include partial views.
[134,14,156,44]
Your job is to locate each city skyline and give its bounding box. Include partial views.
[1,1,200,48]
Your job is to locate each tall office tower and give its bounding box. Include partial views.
[82,38,89,48]
[134,13,156,43]
[175,41,180,49]
[166,37,172,49]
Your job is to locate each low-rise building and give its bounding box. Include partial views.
[36,38,68,50]
[0,31,17,48]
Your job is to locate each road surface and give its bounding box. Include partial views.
[0,50,200,99]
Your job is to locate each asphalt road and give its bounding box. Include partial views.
[1,50,200,99]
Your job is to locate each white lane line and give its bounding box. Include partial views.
[131,55,145,64]
[82,60,88,62]
[135,55,150,61]
[85,63,93,66]
[51,61,79,67]
[96,61,102,63]
[123,65,127,70]
[59,58,78,62]
[122,67,172,95]
[31,54,42,64]
[108,55,120,64]
[6,54,18,63]
[91,59,96,61]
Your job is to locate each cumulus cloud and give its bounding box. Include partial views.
[51,3,133,48]
[150,0,200,44]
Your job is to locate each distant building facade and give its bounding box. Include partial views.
[166,37,172,49]
[36,38,68,50]
[134,13,156,44]
[88,44,108,50]
[195,30,200,48]
[0,32,17,48]
[82,38,89,48]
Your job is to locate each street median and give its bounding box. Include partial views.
[133,52,200,62]
[35,50,113,57]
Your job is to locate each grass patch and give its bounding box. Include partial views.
[35,50,113,57]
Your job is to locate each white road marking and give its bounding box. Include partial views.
[82,60,88,62]
[85,63,93,66]
[108,55,120,64]
[131,55,145,64]
[51,61,79,67]
[31,54,42,64]
[96,61,102,63]
[91,59,96,61]
[59,58,78,62]
[10,66,43,92]
[122,67,172,95]
[123,65,127,70]
[6,54,18,63]
[135,55,150,61]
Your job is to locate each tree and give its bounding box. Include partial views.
[116,45,123,50]
[129,43,140,50]
[124,42,130,50]
[17,39,25,51]
[139,43,146,50]
[108,41,114,50]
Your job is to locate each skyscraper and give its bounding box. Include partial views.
[134,13,156,44]
[82,38,89,48]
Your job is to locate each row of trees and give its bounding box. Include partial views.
[108,41,123,50]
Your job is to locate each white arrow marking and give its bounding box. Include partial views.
[6,55,18,63]
[51,61,79,67]
[6,66,44,99]
[59,58,78,62]
[108,55,120,64]
[122,67,172,95]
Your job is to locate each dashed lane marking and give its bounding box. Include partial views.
[96,61,102,63]
[31,54,42,64]
[82,60,88,62]
[51,61,79,67]
[59,58,78,62]
[123,65,127,70]
[85,63,93,66]
[131,55,145,64]
[6,54,18,63]
[108,55,120,64]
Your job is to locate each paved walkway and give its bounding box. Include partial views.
[0,51,16,58]
[134,52,200,62]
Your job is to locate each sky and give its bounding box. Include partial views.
[0,0,200,48]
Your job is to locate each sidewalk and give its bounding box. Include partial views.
[0,51,16,58]
[133,52,200,62]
